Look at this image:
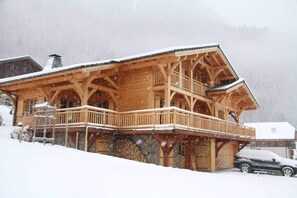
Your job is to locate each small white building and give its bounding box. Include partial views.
[244,122,296,159]
[294,142,297,160]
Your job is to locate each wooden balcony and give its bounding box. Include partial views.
[35,106,255,139]
[154,71,209,97]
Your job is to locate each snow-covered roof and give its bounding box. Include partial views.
[0,55,42,70]
[0,44,220,84]
[244,122,296,140]
[207,77,245,92]
[207,78,260,108]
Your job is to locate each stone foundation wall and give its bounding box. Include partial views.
[131,135,160,165]
[173,144,182,168]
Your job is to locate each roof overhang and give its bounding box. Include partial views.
[0,44,222,86]
[207,78,260,110]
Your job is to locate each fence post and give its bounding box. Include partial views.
[84,107,88,125]
[173,109,176,128]
[103,111,106,127]
[134,113,138,128]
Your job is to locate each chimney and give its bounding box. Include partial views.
[45,54,63,69]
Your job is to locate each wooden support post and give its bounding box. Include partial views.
[84,126,89,151]
[239,142,249,151]
[185,139,192,170]
[155,134,184,167]
[164,77,171,107]
[64,128,68,147]
[76,132,79,149]
[179,62,182,88]
[13,96,18,126]
[210,138,216,172]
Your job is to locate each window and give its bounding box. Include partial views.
[95,101,109,109]
[24,99,37,115]
[60,99,78,108]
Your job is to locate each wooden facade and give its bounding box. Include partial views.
[0,44,259,172]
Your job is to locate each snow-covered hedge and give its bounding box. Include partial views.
[10,126,32,142]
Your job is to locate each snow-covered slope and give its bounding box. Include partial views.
[0,105,296,198]
[0,105,13,126]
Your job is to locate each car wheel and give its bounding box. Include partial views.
[240,163,252,173]
[282,167,294,177]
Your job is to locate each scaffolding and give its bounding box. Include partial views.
[32,102,56,144]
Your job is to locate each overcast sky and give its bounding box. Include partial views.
[0,0,296,126]
[201,0,297,33]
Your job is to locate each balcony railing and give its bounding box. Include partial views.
[33,106,255,138]
[154,71,208,97]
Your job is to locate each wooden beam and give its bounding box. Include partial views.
[104,77,119,90]
[108,92,119,110]
[120,57,179,71]
[82,74,98,90]
[157,64,168,82]
[155,134,184,167]
[0,89,16,106]
[215,141,229,157]
[170,91,176,103]
[168,62,180,76]
[210,138,216,172]
[239,142,249,151]
[88,89,97,99]
[38,88,51,102]
[50,90,61,105]
[89,83,119,94]
[189,54,205,71]
[210,53,220,66]
[183,95,191,109]
[212,68,224,79]
[70,80,83,99]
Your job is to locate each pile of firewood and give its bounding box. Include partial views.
[114,139,146,163]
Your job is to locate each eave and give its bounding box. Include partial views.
[207,78,260,110]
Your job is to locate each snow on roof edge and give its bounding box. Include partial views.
[207,77,260,108]
[207,77,245,92]
[0,55,31,63]
[217,45,239,79]
[0,44,220,85]
[243,80,260,107]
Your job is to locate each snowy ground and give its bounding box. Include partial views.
[0,105,13,127]
[0,105,297,198]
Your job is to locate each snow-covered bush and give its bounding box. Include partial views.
[10,126,32,142]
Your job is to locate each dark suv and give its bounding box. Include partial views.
[234,149,297,177]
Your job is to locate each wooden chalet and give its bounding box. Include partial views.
[0,44,259,172]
